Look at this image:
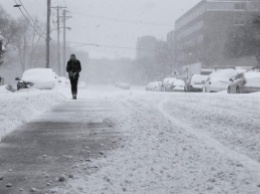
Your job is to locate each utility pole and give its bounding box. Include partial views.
[51,6,66,75]
[46,0,51,68]
[61,10,72,75]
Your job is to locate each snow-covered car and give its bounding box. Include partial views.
[185,74,208,92]
[203,69,237,93]
[57,76,70,85]
[146,82,163,91]
[228,71,260,94]
[16,68,58,90]
[172,79,185,92]
[162,77,177,91]
[115,82,131,90]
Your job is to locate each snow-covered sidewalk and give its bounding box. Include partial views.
[0,87,65,141]
[53,89,260,194]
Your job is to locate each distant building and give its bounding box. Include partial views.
[174,0,257,70]
[167,30,175,68]
[136,36,157,61]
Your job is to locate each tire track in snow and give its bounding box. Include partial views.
[157,99,260,178]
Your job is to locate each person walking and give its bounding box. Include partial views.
[66,54,82,100]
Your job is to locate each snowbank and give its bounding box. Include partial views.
[0,89,65,141]
[0,85,10,93]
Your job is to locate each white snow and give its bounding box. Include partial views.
[0,88,65,141]
[191,74,208,84]
[244,72,260,88]
[209,69,237,82]
[0,85,11,93]
[146,81,162,91]
[52,87,260,194]
[20,68,57,90]
[163,77,176,85]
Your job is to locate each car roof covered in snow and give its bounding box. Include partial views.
[21,68,57,82]
[163,77,177,84]
[191,74,208,83]
[210,69,237,79]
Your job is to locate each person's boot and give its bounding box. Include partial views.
[72,93,76,100]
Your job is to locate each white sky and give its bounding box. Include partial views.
[1,0,200,59]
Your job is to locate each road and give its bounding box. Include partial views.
[1,87,260,194]
[55,89,260,194]
[0,96,122,194]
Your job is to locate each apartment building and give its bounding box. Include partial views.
[174,0,257,70]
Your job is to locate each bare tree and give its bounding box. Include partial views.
[12,17,45,71]
[0,5,19,48]
[225,11,260,67]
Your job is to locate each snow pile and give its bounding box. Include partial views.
[163,93,260,166]
[0,85,10,93]
[0,90,64,141]
[54,89,260,194]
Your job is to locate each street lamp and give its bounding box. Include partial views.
[50,27,71,33]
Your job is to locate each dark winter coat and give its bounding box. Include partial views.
[66,59,82,79]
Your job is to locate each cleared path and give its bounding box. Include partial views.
[0,98,121,194]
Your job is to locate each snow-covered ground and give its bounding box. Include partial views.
[52,87,260,194]
[0,86,65,141]
[1,84,260,193]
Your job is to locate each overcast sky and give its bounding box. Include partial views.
[1,0,200,59]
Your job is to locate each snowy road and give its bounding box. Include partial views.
[1,86,260,194]
[54,87,260,194]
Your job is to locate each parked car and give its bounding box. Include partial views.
[172,79,185,92]
[16,68,57,90]
[146,82,163,91]
[115,82,131,90]
[162,77,177,91]
[228,71,260,94]
[57,76,70,85]
[185,74,208,92]
[203,69,237,93]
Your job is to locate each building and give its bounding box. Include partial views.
[167,30,175,68]
[136,36,173,82]
[136,36,158,61]
[174,0,257,71]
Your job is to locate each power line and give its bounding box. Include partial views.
[68,41,136,50]
[18,0,46,36]
[69,11,175,26]
[68,41,156,51]
[13,0,45,39]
